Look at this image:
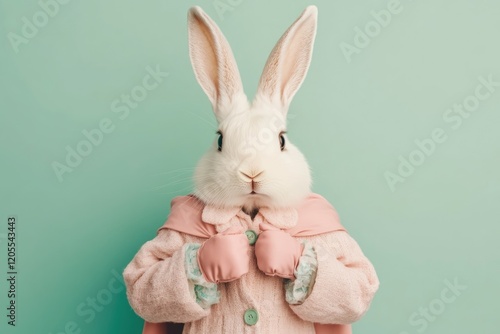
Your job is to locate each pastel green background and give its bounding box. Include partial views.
[1,0,499,333]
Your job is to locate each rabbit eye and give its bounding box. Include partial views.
[217,131,223,151]
[279,133,286,151]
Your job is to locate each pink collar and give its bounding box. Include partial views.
[158,193,346,238]
[202,203,299,229]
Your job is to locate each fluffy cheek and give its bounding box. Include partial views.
[260,148,311,207]
[193,153,244,206]
[193,145,311,208]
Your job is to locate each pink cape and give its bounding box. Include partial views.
[142,194,352,334]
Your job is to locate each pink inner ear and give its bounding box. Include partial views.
[280,16,317,103]
[189,12,219,105]
[188,7,244,116]
[256,6,318,109]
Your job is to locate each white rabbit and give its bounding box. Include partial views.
[127,6,378,334]
[190,5,315,212]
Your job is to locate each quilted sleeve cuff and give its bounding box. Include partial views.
[184,243,220,309]
[284,241,318,305]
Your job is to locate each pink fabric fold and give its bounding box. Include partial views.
[157,195,217,238]
[158,193,346,238]
[197,226,250,283]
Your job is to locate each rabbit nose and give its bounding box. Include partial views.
[239,170,264,181]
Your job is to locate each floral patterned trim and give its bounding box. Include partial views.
[284,241,318,305]
[184,243,220,309]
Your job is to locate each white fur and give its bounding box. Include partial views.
[187,6,318,210]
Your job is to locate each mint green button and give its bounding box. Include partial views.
[244,308,258,326]
[245,230,258,245]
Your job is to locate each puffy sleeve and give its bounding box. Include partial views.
[287,231,379,324]
[123,229,218,323]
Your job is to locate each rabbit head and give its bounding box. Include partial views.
[187,6,318,211]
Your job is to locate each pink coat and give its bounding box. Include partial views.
[124,194,379,334]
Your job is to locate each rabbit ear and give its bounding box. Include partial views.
[255,6,318,113]
[188,6,246,121]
